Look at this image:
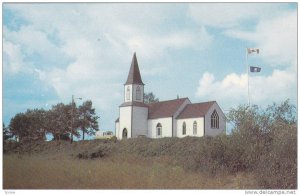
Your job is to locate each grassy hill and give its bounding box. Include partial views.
[3,134,296,189]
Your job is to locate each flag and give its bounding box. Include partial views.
[250,66,261,72]
[247,48,259,54]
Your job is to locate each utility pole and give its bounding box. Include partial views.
[70,95,82,144]
[71,95,74,144]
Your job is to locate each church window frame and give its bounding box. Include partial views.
[136,86,141,100]
[211,110,219,129]
[126,86,130,101]
[182,122,186,135]
[156,123,162,138]
[193,121,197,135]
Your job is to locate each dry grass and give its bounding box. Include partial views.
[3,153,258,189]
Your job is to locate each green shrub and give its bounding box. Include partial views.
[255,124,297,188]
[226,100,297,188]
[3,140,20,154]
[110,136,118,143]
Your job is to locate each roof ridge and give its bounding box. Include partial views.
[147,97,189,105]
[190,101,216,105]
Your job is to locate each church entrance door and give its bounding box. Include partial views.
[122,128,128,139]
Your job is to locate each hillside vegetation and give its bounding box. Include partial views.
[4,138,258,189]
[3,100,297,189]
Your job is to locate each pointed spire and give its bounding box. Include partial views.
[124,52,144,85]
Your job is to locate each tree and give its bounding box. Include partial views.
[3,123,12,141]
[144,92,159,104]
[78,100,99,140]
[9,112,31,142]
[7,99,100,142]
[226,100,297,188]
[25,109,47,141]
[227,100,296,138]
[47,103,76,141]
[47,101,99,141]
[9,109,47,143]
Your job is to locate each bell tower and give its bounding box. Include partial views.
[117,52,148,139]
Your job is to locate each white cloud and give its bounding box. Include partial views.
[3,4,215,114]
[188,3,297,69]
[225,10,297,67]
[196,72,247,106]
[196,69,296,109]
[5,26,55,55]
[3,39,26,74]
[127,27,213,60]
[192,4,297,109]
[4,26,68,69]
[188,3,291,29]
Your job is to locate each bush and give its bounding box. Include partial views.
[77,143,117,159]
[110,136,117,143]
[255,124,297,188]
[3,140,20,154]
[172,100,297,186]
[226,100,297,188]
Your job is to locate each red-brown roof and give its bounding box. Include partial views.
[176,101,216,119]
[124,52,144,85]
[148,98,189,119]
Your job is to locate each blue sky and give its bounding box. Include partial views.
[3,3,297,135]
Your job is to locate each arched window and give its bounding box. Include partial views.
[122,128,128,139]
[126,86,130,101]
[136,86,141,100]
[211,110,219,129]
[156,123,162,137]
[182,122,186,135]
[193,121,197,135]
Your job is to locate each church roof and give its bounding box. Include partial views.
[176,101,216,119]
[124,52,144,85]
[148,98,189,119]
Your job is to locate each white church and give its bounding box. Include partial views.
[115,53,226,139]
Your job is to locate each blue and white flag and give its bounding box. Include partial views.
[250,66,261,72]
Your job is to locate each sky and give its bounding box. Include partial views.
[3,3,297,136]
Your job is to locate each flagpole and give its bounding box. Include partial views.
[246,48,250,106]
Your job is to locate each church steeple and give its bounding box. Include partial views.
[124,52,144,85]
[124,52,145,103]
